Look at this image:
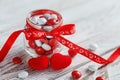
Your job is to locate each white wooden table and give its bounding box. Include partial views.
[0,0,120,80]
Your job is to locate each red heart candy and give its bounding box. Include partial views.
[28,56,49,70]
[50,53,72,70]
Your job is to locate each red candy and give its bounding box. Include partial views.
[45,50,53,55]
[47,19,56,25]
[68,49,77,57]
[35,47,45,55]
[28,40,37,48]
[49,39,57,47]
[71,70,82,79]
[96,76,104,80]
[12,57,22,64]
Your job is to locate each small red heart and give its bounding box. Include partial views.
[50,53,72,70]
[28,56,49,70]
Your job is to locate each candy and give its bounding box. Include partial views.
[44,13,51,19]
[47,19,56,25]
[37,17,47,25]
[68,49,77,57]
[49,39,57,47]
[96,76,104,80]
[43,26,53,32]
[35,40,42,47]
[18,70,29,79]
[51,14,58,20]
[35,47,45,55]
[30,16,39,24]
[28,40,37,49]
[42,43,51,51]
[12,57,22,64]
[88,65,98,72]
[88,44,98,51]
[45,50,53,55]
[71,70,82,79]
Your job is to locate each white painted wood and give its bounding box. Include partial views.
[0,0,120,80]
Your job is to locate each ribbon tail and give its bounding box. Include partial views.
[0,30,24,62]
[55,36,114,64]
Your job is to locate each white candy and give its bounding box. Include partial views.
[42,43,51,51]
[35,25,42,30]
[88,65,98,72]
[88,44,98,51]
[43,26,53,32]
[35,40,42,47]
[30,16,39,24]
[18,71,29,79]
[44,13,51,19]
[51,14,58,20]
[46,36,53,39]
[37,17,47,25]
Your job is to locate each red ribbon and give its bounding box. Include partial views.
[0,9,120,65]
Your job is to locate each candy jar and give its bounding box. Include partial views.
[24,9,63,58]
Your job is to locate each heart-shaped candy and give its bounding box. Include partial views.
[50,53,72,70]
[28,56,49,70]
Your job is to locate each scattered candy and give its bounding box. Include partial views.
[88,65,98,72]
[18,70,29,79]
[68,49,77,57]
[12,57,22,64]
[37,17,47,25]
[96,76,104,80]
[35,47,45,55]
[42,43,51,51]
[71,70,82,79]
[88,44,98,51]
[35,40,42,47]
[43,26,53,32]
[49,39,57,47]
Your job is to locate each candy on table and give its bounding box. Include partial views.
[18,70,29,79]
[35,47,45,55]
[12,57,22,64]
[35,40,42,47]
[88,65,98,72]
[88,43,98,51]
[95,76,105,80]
[71,70,82,79]
[68,49,77,57]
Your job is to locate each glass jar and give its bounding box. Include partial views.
[24,9,63,58]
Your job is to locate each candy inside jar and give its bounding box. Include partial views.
[24,9,63,58]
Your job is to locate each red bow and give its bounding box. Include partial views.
[0,21,120,65]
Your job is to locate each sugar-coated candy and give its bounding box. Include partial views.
[96,76,104,80]
[42,43,51,51]
[43,26,53,32]
[68,49,77,57]
[35,47,45,55]
[88,65,98,72]
[88,43,98,51]
[18,70,29,79]
[37,17,47,25]
[30,16,39,24]
[51,14,58,20]
[44,13,51,19]
[28,40,37,49]
[12,57,22,64]
[35,40,42,47]
[47,19,56,25]
[71,70,82,79]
